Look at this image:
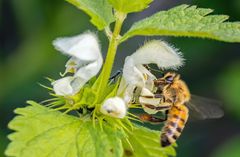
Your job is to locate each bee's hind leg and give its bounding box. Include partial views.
[139,111,168,124]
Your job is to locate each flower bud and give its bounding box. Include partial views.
[100,97,127,118]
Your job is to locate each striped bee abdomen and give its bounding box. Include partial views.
[160,105,189,147]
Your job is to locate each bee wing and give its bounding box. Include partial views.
[186,95,224,120]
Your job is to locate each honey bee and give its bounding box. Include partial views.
[138,72,224,147]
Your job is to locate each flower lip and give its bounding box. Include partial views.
[74,58,103,81]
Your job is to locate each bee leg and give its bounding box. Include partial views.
[154,93,164,99]
[164,110,169,120]
[139,114,167,124]
[143,102,172,111]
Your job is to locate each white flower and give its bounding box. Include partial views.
[120,40,184,104]
[52,32,102,96]
[100,97,127,118]
[123,40,183,87]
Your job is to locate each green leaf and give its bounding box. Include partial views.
[108,0,153,13]
[5,101,124,157]
[122,125,176,157]
[66,0,115,30]
[121,5,240,43]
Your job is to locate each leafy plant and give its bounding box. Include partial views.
[5,0,240,157]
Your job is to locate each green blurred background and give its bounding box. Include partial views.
[1,0,240,157]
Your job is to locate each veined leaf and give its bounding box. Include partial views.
[108,0,153,13]
[123,125,176,157]
[5,101,124,157]
[66,0,115,30]
[121,5,240,43]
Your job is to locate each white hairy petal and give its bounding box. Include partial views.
[100,97,127,119]
[131,40,184,69]
[53,32,101,61]
[74,56,103,81]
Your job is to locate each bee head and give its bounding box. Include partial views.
[164,72,180,83]
[154,72,180,86]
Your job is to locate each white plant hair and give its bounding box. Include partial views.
[131,40,184,69]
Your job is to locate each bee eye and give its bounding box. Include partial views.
[165,76,173,83]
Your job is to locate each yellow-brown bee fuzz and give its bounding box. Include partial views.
[161,105,189,147]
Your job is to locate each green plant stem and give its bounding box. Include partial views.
[97,11,126,99]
